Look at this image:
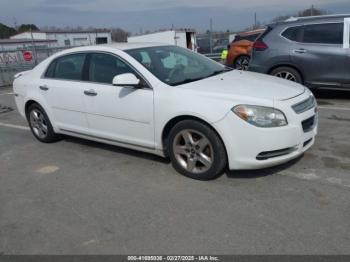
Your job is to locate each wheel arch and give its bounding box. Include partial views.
[24,100,40,119]
[161,115,228,160]
[267,64,304,84]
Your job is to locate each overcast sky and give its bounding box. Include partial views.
[1,0,350,33]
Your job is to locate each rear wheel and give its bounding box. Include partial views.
[270,67,302,84]
[168,120,227,180]
[234,55,250,70]
[27,103,61,143]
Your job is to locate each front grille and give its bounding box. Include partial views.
[292,96,316,114]
[302,116,315,133]
[256,147,297,160]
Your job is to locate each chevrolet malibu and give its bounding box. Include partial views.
[13,43,318,180]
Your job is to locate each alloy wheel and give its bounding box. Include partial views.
[274,71,297,82]
[172,129,214,174]
[235,57,250,70]
[29,109,48,139]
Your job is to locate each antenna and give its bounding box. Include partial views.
[13,16,18,30]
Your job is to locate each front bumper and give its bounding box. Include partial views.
[213,94,318,170]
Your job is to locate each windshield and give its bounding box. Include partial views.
[126,45,230,86]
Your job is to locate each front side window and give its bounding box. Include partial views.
[50,53,86,80]
[88,53,135,84]
[126,45,228,86]
[302,23,344,44]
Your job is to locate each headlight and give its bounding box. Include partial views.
[232,105,287,128]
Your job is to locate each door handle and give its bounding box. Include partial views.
[39,85,49,91]
[84,89,98,96]
[294,49,307,54]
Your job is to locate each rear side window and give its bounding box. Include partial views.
[244,33,260,42]
[282,26,302,42]
[302,23,344,44]
[88,53,136,84]
[52,54,86,80]
[233,33,260,42]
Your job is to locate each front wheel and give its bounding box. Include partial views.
[168,120,227,180]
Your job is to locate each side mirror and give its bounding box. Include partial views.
[112,73,140,87]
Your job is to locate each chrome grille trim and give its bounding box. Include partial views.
[292,96,316,114]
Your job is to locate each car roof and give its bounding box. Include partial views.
[56,42,169,55]
[270,14,350,27]
[237,29,265,36]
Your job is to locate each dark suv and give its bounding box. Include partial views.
[249,15,350,90]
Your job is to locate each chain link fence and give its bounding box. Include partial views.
[196,32,231,60]
[0,46,70,87]
[0,36,233,87]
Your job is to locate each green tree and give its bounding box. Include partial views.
[0,23,17,39]
[17,24,39,33]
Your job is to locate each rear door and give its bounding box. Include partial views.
[291,22,347,88]
[40,53,89,133]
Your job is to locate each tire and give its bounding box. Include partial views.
[168,120,227,180]
[234,55,250,70]
[270,67,303,84]
[27,103,61,143]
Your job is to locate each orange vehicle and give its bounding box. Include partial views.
[226,29,265,70]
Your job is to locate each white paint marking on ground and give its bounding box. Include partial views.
[0,122,29,130]
[280,170,350,188]
[292,172,320,181]
[318,106,350,111]
[0,92,14,96]
[35,165,59,174]
[80,239,100,247]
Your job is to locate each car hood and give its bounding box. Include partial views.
[180,70,306,101]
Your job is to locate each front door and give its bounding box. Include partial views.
[83,52,155,149]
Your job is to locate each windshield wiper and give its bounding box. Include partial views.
[206,67,233,78]
[171,77,205,86]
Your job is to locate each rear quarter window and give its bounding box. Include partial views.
[282,26,302,42]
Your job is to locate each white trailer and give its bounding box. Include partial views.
[128,29,197,51]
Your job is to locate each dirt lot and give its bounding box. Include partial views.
[0,87,349,254]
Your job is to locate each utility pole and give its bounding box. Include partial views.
[254,12,257,29]
[30,27,38,65]
[311,5,314,16]
[209,18,213,54]
[13,16,18,30]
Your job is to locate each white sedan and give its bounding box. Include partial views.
[13,43,318,180]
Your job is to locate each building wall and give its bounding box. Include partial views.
[10,32,47,40]
[46,32,112,47]
[11,32,112,47]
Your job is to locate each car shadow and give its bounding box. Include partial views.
[61,135,304,179]
[313,89,350,100]
[62,135,171,164]
[225,155,303,179]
